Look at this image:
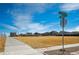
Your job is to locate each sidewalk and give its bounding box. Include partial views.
[3,37,43,55]
[44,46,79,55]
[36,43,79,53]
[71,51,79,55]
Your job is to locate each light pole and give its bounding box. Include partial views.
[59,11,67,54]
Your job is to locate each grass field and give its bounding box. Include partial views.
[16,36,79,48]
[0,37,6,52]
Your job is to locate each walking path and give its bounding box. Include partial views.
[36,43,79,53]
[44,46,79,55]
[3,37,43,55]
[71,51,79,55]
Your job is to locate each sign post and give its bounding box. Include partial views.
[59,11,67,54]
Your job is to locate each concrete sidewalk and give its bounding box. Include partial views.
[36,43,79,53]
[71,51,79,55]
[3,37,43,55]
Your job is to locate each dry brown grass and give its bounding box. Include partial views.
[0,37,6,52]
[15,36,79,48]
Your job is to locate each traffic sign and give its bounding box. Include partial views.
[60,19,67,27]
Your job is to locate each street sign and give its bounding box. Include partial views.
[59,11,67,17]
[60,19,67,27]
[59,11,68,54]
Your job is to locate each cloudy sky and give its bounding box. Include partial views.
[0,3,79,33]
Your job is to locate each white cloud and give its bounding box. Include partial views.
[27,23,48,33]
[2,24,18,30]
[11,13,58,33]
[12,12,47,32]
[13,14,55,33]
[28,22,59,33]
[29,4,47,13]
[28,23,45,30]
[7,4,57,33]
[14,15,32,30]
[12,3,54,14]
[66,26,79,32]
[74,26,79,31]
[61,3,79,12]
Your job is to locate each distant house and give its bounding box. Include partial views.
[10,32,17,37]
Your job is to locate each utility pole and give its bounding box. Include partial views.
[59,11,67,54]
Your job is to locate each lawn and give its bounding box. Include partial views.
[0,37,6,52]
[15,36,79,48]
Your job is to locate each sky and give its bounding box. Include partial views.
[0,3,79,34]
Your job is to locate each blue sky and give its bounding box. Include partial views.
[0,3,79,33]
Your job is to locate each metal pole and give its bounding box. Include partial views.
[61,18,65,54]
[62,25,64,54]
[59,11,67,54]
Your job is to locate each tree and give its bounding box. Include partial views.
[34,32,40,36]
[49,31,58,36]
